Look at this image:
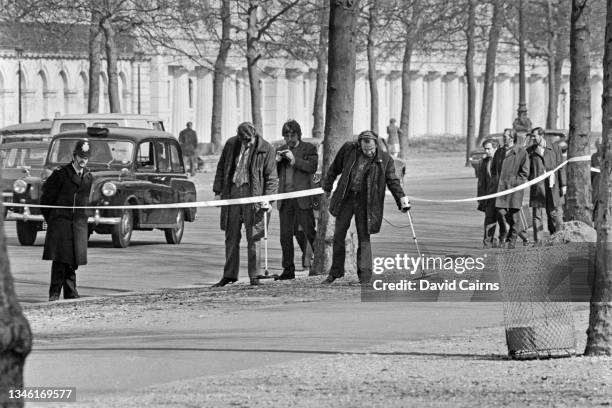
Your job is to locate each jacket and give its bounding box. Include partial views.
[277,140,318,210]
[491,144,529,209]
[40,163,93,265]
[477,156,498,212]
[527,142,566,208]
[179,128,198,156]
[213,135,278,239]
[323,141,405,234]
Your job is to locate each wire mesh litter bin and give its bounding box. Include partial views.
[497,245,579,359]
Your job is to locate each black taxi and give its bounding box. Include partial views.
[9,127,197,247]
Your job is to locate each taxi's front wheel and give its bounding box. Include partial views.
[112,201,133,248]
[164,209,184,244]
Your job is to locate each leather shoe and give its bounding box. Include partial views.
[212,277,237,287]
[321,275,337,284]
[250,278,260,286]
[275,270,295,280]
[64,295,80,299]
[48,296,59,302]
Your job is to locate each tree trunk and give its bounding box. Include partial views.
[246,0,263,135]
[102,18,120,113]
[566,0,593,225]
[87,10,102,113]
[477,0,503,145]
[0,179,33,408]
[398,36,413,160]
[465,0,477,166]
[311,0,360,276]
[312,0,328,139]
[585,0,612,356]
[546,0,560,129]
[210,0,231,153]
[367,0,379,133]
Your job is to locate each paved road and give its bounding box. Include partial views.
[7,152,483,304]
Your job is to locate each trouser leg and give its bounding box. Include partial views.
[330,197,355,278]
[483,206,497,244]
[548,204,564,234]
[223,204,243,280]
[354,197,372,283]
[506,208,521,243]
[496,208,508,243]
[63,265,79,298]
[245,205,263,279]
[279,199,296,272]
[49,261,65,298]
[296,207,316,249]
[532,207,544,242]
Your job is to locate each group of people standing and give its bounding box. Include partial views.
[477,127,567,249]
[211,120,411,287]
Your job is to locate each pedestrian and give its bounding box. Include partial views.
[275,119,318,280]
[321,130,411,284]
[40,139,93,301]
[591,139,602,223]
[179,121,198,176]
[477,138,501,248]
[212,122,278,287]
[526,127,566,243]
[386,118,401,157]
[491,128,530,249]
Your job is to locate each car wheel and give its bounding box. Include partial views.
[17,221,38,246]
[112,204,133,248]
[164,209,184,244]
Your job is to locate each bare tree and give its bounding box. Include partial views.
[566,0,593,224]
[101,16,121,112]
[585,0,612,356]
[465,0,477,165]
[88,9,103,113]
[211,0,231,153]
[0,200,32,408]
[312,0,328,139]
[477,0,504,145]
[367,0,379,133]
[311,0,360,276]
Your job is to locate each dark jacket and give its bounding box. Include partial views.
[277,140,318,210]
[179,128,198,156]
[213,135,278,239]
[323,141,405,234]
[527,142,566,208]
[491,144,529,209]
[477,156,498,212]
[40,163,93,265]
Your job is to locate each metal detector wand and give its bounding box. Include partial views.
[263,208,269,276]
[406,210,425,277]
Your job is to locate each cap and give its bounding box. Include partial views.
[358,130,378,141]
[73,139,91,158]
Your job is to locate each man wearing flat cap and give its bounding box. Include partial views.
[212,122,278,287]
[41,139,93,301]
[321,130,411,285]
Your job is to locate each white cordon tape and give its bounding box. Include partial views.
[5,155,597,210]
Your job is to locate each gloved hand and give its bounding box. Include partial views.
[261,201,272,212]
[561,186,567,196]
[400,196,411,213]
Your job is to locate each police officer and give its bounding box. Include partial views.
[321,130,411,284]
[41,139,93,301]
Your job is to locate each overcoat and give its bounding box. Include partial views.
[323,141,405,234]
[477,156,498,212]
[527,143,566,208]
[213,134,278,240]
[276,141,318,210]
[40,163,93,265]
[491,144,529,209]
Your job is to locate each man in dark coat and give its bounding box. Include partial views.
[275,120,318,280]
[179,121,198,176]
[491,128,530,249]
[526,127,566,243]
[477,138,500,248]
[321,130,411,284]
[41,139,93,301]
[212,122,278,287]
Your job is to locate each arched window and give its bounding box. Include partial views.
[79,72,88,113]
[35,70,48,120]
[58,71,69,115]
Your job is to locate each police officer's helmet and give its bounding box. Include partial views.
[73,139,92,158]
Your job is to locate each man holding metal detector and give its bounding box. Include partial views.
[212,122,278,287]
[321,130,411,285]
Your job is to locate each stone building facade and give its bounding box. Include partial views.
[0,46,604,143]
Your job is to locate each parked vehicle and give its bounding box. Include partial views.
[1,141,49,217]
[49,113,165,136]
[8,127,196,247]
[0,120,52,144]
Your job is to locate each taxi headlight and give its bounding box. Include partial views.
[13,179,27,194]
[101,182,117,197]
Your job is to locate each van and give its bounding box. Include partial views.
[50,113,165,136]
[0,120,52,144]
